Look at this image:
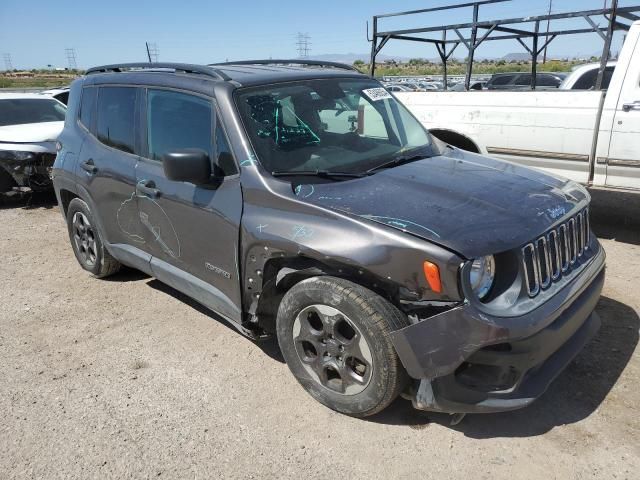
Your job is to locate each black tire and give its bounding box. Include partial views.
[276,276,410,417]
[66,198,121,278]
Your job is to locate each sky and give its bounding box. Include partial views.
[0,0,635,69]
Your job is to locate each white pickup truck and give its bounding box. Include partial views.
[395,20,640,192]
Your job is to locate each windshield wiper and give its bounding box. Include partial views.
[271,170,367,178]
[366,153,430,174]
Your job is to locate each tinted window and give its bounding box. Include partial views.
[79,87,97,130]
[0,98,66,127]
[489,75,513,86]
[537,74,561,87]
[54,91,69,105]
[147,89,212,162]
[215,119,237,176]
[97,87,137,154]
[572,66,615,90]
[515,74,532,86]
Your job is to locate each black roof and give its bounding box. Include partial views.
[85,60,366,88]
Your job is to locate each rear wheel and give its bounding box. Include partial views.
[277,276,409,417]
[66,198,121,278]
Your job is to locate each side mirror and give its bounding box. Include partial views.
[162,149,211,185]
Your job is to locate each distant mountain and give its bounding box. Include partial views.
[501,52,531,61]
[306,53,411,64]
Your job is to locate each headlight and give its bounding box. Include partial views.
[470,255,495,300]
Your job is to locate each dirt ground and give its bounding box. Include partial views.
[1,193,638,480]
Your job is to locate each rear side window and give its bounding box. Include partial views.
[79,87,97,130]
[97,87,137,154]
[146,89,212,162]
[572,66,615,90]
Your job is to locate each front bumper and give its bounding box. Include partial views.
[391,245,606,413]
[0,151,56,192]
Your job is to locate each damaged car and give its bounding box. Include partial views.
[0,93,66,196]
[52,61,605,417]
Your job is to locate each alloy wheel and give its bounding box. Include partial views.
[72,211,97,267]
[292,304,373,395]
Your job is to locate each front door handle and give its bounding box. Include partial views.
[622,101,640,112]
[136,179,161,198]
[80,159,97,174]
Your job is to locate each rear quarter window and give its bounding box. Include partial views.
[79,87,97,131]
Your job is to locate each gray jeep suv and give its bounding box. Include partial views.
[52,61,605,417]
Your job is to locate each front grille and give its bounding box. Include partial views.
[522,209,590,297]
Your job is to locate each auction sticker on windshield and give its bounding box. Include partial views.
[362,88,392,102]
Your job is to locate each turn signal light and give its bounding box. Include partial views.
[423,261,442,293]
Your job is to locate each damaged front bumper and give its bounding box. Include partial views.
[391,245,606,414]
[0,150,56,192]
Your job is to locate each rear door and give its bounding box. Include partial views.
[76,85,142,247]
[134,87,243,322]
[606,32,640,190]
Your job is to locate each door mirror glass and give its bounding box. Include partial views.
[162,149,212,184]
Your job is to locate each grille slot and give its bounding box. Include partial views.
[522,209,590,297]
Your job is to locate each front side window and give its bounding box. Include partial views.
[146,89,212,162]
[0,98,66,127]
[97,87,137,154]
[537,74,561,87]
[235,79,434,174]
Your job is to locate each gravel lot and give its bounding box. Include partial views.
[1,193,639,479]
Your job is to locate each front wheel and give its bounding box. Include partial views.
[276,276,409,417]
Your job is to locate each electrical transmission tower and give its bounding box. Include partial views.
[3,53,13,71]
[146,42,159,63]
[295,32,311,58]
[65,48,77,69]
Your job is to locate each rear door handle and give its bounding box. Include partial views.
[622,101,640,112]
[80,159,97,174]
[136,179,161,198]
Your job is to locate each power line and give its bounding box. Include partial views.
[295,32,311,58]
[145,42,159,63]
[3,53,13,71]
[65,48,77,70]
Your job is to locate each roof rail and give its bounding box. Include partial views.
[85,62,231,81]
[210,59,360,73]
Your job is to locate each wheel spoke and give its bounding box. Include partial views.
[292,304,374,396]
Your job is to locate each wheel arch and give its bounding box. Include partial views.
[251,255,400,335]
[429,128,481,153]
[58,188,79,216]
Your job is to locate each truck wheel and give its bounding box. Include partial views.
[66,198,121,278]
[276,276,409,417]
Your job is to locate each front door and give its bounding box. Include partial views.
[133,88,243,323]
[606,33,640,190]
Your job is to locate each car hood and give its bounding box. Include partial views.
[294,149,589,258]
[0,121,64,143]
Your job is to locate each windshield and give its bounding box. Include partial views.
[0,98,67,127]
[236,78,434,175]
